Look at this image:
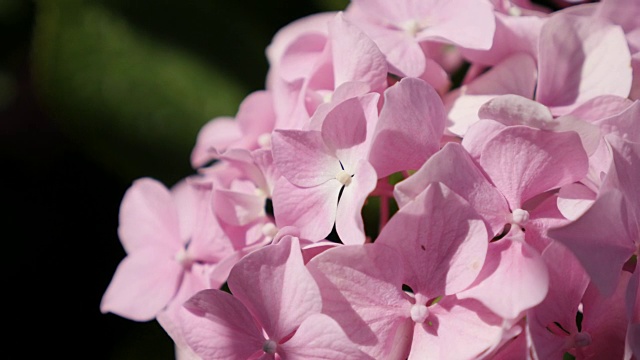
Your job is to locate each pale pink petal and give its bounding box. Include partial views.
[460,119,506,160]
[567,95,634,123]
[330,13,387,91]
[272,177,340,241]
[593,0,640,34]
[276,32,327,84]
[394,142,509,237]
[180,289,265,360]
[321,96,375,168]
[457,233,549,320]
[579,271,631,359]
[445,53,537,137]
[593,100,640,142]
[627,269,640,357]
[375,32,427,78]
[101,248,183,321]
[118,178,183,254]
[547,190,637,296]
[191,118,242,168]
[307,244,413,360]
[536,13,632,115]
[272,129,342,187]
[212,188,266,226]
[478,94,554,129]
[157,263,213,350]
[369,77,445,177]
[415,0,496,51]
[171,178,200,243]
[236,91,276,143]
[528,243,588,360]
[478,126,589,209]
[336,160,377,245]
[461,12,544,66]
[278,314,372,359]
[557,182,597,221]
[377,182,489,297]
[228,237,322,341]
[408,298,503,360]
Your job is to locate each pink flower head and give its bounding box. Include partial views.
[179,236,366,359]
[345,0,496,77]
[101,178,233,321]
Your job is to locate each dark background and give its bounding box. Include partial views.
[1,0,577,358]
[2,0,345,358]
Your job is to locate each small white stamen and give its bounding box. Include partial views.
[263,339,278,354]
[254,188,268,198]
[258,133,272,148]
[573,332,592,348]
[508,6,522,16]
[336,170,352,186]
[175,247,193,268]
[401,19,422,37]
[410,304,430,323]
[509,208,530,226]
[261,222,278,238]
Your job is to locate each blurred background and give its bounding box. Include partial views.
[2,0,345,358]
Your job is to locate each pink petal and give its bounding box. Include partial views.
[536,13,632,115]
[579,271,631,359]
[101,248,183,321]
[272,129,341,187]
[272,177,340,241]
[445,53,537,137]
[321,96,377,168]
[278,314,372,359]
[180,289,265,360]
[457,233,549,320]
[460,119,507,160]
[329,13,387,91]
[394,142,509,237]
[478,94,553,129]
[335,160,378,245]
[307,244,413,360]
[118,178,183,254]
[547,190,637,296]
[528,242,588,359]
[375,32,427,77]
[409,297,503,360]
[557,182,597,221]
[568,95,634,123]
[377,182,489,297]
[236,90,276,143]
[478,126,589,209]
[190,117,242,168]
[461,12,544,66]
[416,0,496,51]
[228,237,322,341]
[369,77,445,177]
[212,188,266,226]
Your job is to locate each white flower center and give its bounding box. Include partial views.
[261,222,278,239]
[258,133,272,148]
[509,208,530,226]
[262,339,277,354]
[175,247,193,268]
[400,19,427,37]
[336,170,352,186]
[410,304,430,323]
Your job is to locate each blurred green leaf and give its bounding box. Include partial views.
[31,0,248,184]
[314,0,349,11]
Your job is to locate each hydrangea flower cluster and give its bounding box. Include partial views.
[101,0,640,358]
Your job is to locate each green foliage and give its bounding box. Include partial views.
[31,0,248,184]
